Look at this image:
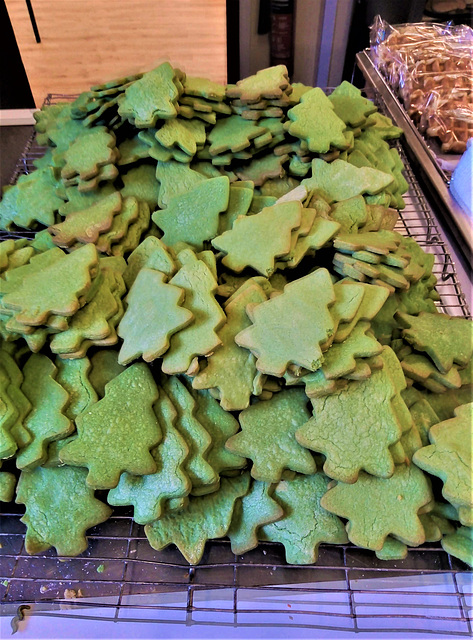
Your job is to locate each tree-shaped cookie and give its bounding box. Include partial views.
[59,364,161,489]
[193,282,268,410]
[61,127,117,181]
[117,268,194,366]
[144,474,250,564]
[161,250,226,375]
[16,465,112,556]
[152,177,230,250]
[188,385,246,478]
[321,464,433,550]
[259,473,348,564]
[0,366,19,459]
[123,236,176,289]
[208,116,268,155]
[441,526,473,567]
[397,312,473,374]
[0,167,63,230]
[212,201,302,277]
[155,160,206,208]
[302,159,394,203]
[296,365,403,484]
[413,403,472,524]
[286,87,348,153]
[163,375,217,491]
[107,387,191,524]
[48,192,123,248]
[328,81,377,128]
[118,63,181,127]
[226,389,316,483]
[155,117,206,156]
[2,243,98,326]
[235,269,335,377]
[55,357,98,421]
[16,354,72,470]
[227,479,284,555]
[0,350,31,450]
[226,65,290,102]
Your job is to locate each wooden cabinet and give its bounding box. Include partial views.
[5,0,227,106]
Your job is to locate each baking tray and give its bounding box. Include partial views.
[0,96,471,636]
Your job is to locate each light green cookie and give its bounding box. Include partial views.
[286,87,348,153]
[153,176,230,250]
[59,363,161,489]
[228,479,284,555]
[296,364,403,484]
[88,350,125,397]
[161,250,226,375]
[302,159,394,203]
[55,357,98,421]
[413,403,472,524]
[16,354,72,470]
[235,269,335,377]
[118,63,180,127]
[226,389,315,483]
[193,282,268,410]
[321,464,433,550]
[107,387,191,524]
[260,472,348,564]
[163,375,216,491]
[145,474,250,564]
[123,236,176,289]
[155,160,206,208]
[118,268,194,365]
[212,201,301,277]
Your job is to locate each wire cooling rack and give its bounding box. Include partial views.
[0,96,471,636]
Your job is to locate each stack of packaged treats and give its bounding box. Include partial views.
[372,19,473,153]
[0,64,471,567]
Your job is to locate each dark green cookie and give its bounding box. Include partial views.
[16,465,112,556]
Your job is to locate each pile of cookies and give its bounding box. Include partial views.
[0,63,472,568]
[373,20,473,153]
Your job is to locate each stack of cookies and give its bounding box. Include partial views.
[0,63,471,570]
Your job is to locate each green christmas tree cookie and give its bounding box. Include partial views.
[117,268,194,365]
[118,63,181,127]
[212,201,302,277]
[227,479,284,555]
[161,250,226,375]
[193,281,268,410]
[107,387,191,524]
[286,87,348,153]
[397,312,473,374]
[260,473,348,564]
[16,465,112,556]
[413,403,472,525]
[296,365,403,484]
[59,364,161,489]
[144,474,250,564]
[152,176,230,250]
[235,269,335,377]
[226,389,315,483]
[320,464,433,550]
[17,354,72,470]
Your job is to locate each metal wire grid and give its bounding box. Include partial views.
[0,99,472,635]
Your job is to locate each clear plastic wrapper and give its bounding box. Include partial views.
[370,16,473,154]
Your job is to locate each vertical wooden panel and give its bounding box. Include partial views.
[5,0,227,106]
